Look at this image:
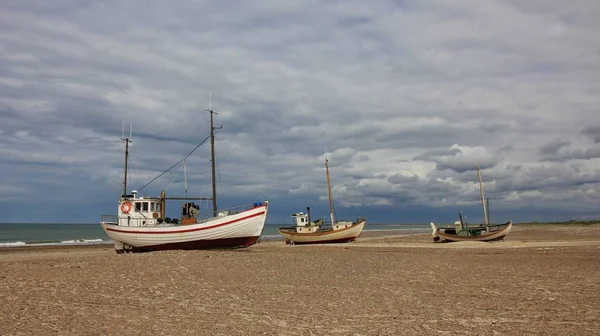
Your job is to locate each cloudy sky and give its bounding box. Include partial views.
[1,0,599,224]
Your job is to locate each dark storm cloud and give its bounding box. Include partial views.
[539,138,571,155]
[582,125,600,143]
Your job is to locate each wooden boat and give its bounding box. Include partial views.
[430,166,512,243]
[100,107,268,253]
[430,217,513,243]
[278,158,366,245]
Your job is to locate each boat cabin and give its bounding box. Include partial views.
[291,212,321,233]
[118,190,163,227]
[455,220,463,232]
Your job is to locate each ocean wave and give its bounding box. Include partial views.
[259,234,284,241]
[59,239,106,244]
[0,239,112,247]
[0,241,27,247]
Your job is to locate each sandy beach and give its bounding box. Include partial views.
[1,225,599,335]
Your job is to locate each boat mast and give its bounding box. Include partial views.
[486,197,491,224]
[477,165,489,229]
[121,122,132,197]
[184,158,188,198]
[325,158,335,225]
[208,93,221,217]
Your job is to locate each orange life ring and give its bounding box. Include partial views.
[120,201,132,214]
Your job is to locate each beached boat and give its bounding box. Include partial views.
[278,158,366,245]
[430,217,513,243]
[100,108,268,253]
[430,166,511,243]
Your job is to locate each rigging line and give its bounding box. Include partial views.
[215,135,244,176]
[329,175,337,221]
[164,159,185,191]
[352,202,363,218]
[128,143,144,189]
[215,137,233,159]
[214,137,226,199]
[138,134,211,191]
[105,180,120,195]
[128,155,143,191]
[216,136,249,177]
[332,194,338,222]
[259,191,268,201]
[215,152,224,201]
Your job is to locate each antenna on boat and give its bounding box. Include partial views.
[121,122,133,197]
[207,92,222,217]
[477,165,489,230]
[325,158,336,226]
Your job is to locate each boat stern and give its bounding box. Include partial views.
[430,222,441,242]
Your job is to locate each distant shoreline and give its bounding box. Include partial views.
[516,221,600,226]
[0,243,113,253]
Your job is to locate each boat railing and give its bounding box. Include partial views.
[101,202,266,227]
[101,215,118,224]
[488,221,511,227]
[323,217,364,226]
[193,202,266,223]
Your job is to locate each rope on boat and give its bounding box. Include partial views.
[138,134,211,191]
[127,150,144,191]
[214,142,224,200]
[164,158,185,192]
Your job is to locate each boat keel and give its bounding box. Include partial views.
[284,236,358,245]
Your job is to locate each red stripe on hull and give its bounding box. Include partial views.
[288,236,359,245]
[106,209,265,235]
[121,236,260,253]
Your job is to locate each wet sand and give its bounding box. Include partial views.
[1,224,599,335]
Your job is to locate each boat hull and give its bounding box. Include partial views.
[101,204,267,253]
[278,220,365,245]
[114,236,260,253]
[430,221,512,243]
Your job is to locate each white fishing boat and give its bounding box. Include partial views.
[430,166,511,243]
[278,158,366,245]
[100,107,268,253]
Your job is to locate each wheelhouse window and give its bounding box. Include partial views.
[150,203,156,212]
[135,202,142,212]
[143,202,149,212]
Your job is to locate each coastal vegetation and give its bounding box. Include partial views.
[518,219,600,226]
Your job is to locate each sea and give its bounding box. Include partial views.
[0,223,431,247]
